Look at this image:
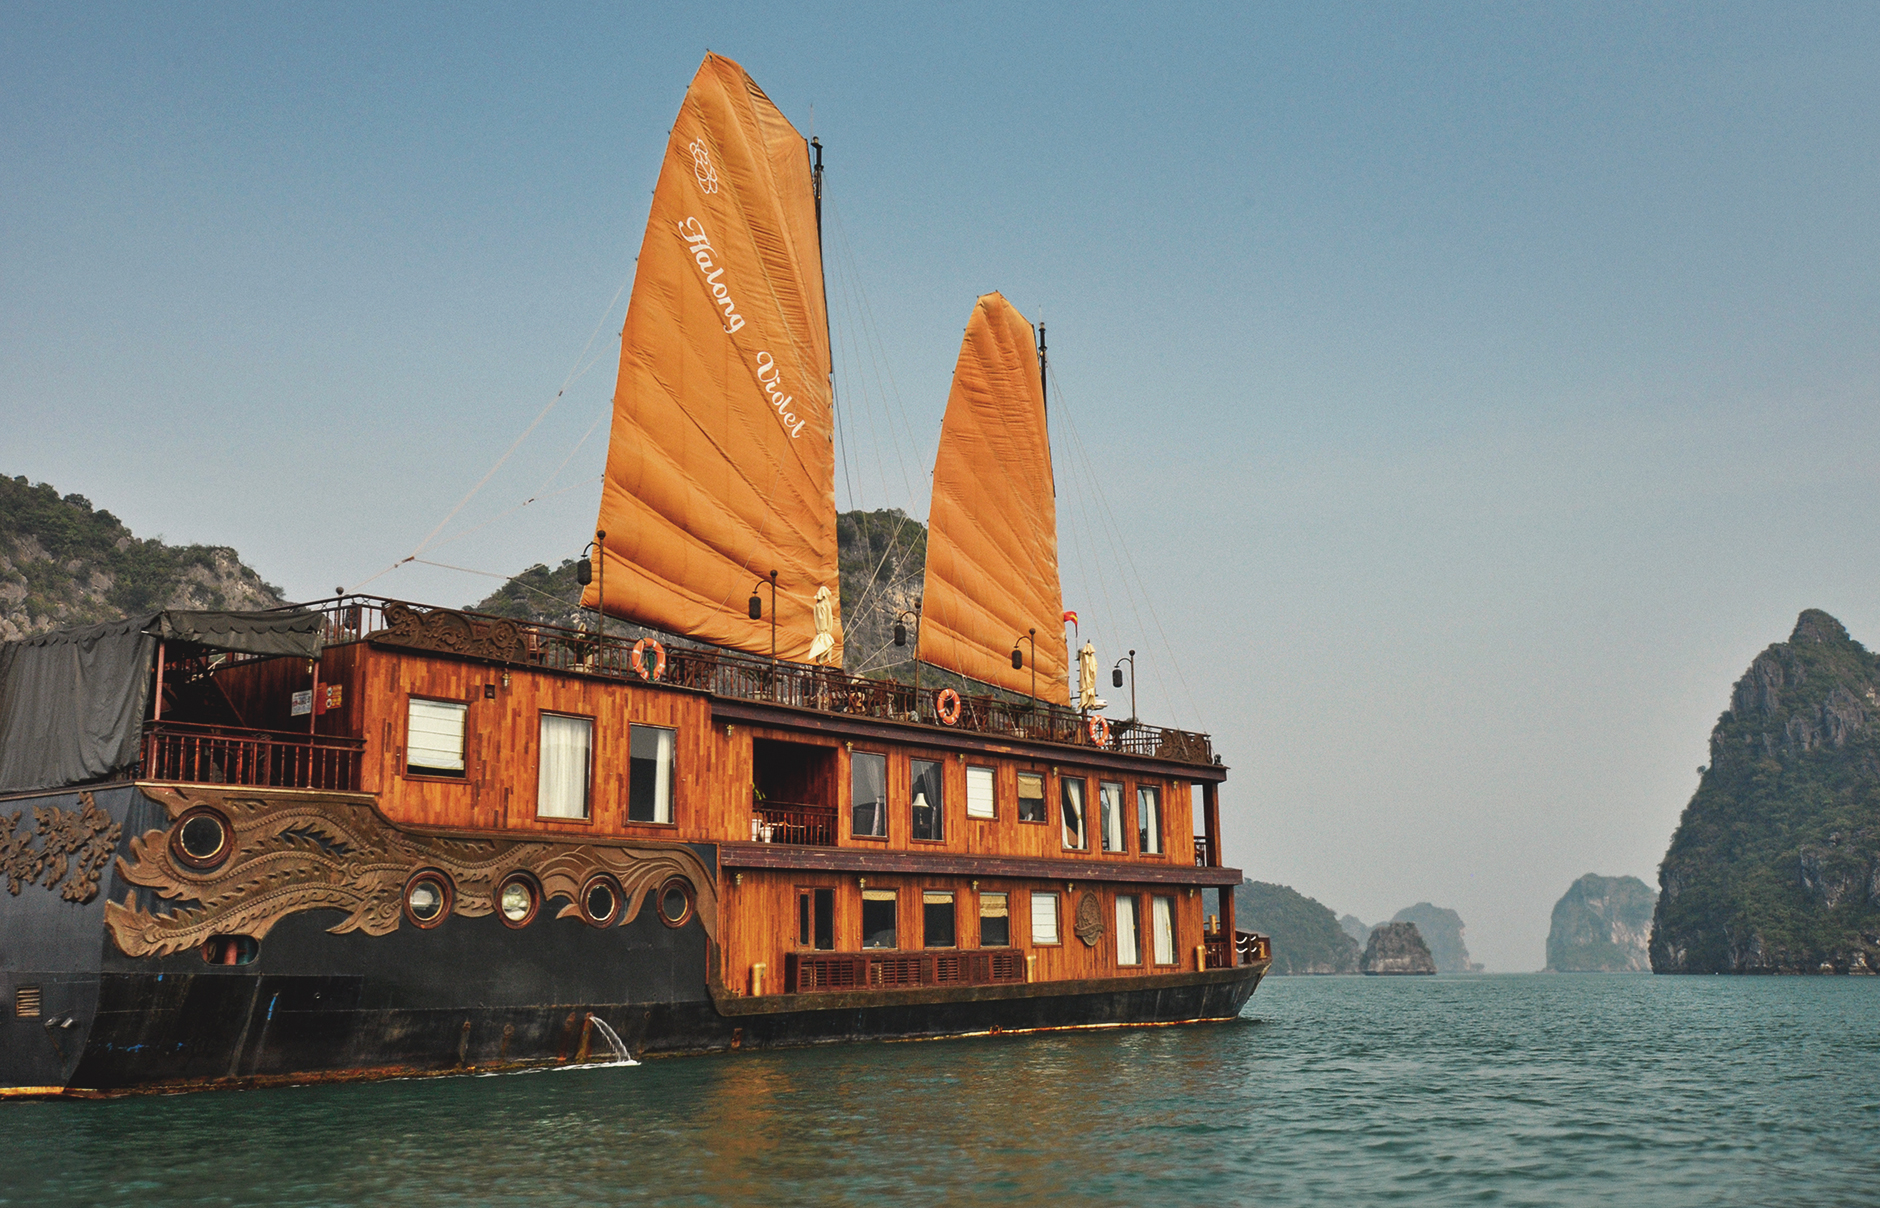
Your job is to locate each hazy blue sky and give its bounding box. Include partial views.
[5,3,1876,969]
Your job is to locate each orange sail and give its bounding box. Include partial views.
[918,293,1067,699]
[584,54,840,665]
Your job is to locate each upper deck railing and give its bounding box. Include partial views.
[289,596,1215,767]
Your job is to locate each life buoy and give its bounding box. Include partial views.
[1087,715,1111,746]
[935,687,962,726]
[631,637,666,681]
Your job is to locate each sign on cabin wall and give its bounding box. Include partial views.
[290,685,344,718]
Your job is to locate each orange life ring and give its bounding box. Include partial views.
[1087,715,1111,746]
[935,687,962,726]
[631,637,666,681]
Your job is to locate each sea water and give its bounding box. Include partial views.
[2,975,1876,1206]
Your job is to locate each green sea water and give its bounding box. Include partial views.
[4,975,1877,1206]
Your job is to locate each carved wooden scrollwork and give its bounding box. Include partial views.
[372,601,532,664]
[103,787,717,958]
[1,792,121,903]
[1074,889,1104,947]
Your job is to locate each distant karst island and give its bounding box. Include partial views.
[1233,882,1479,974]
[1546,874,1655,972]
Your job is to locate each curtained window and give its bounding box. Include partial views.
[536,713,592,819]
[1061,776,1087,850]
[862,889,898,948]
[923,891,956,948]
[911,758,944,841]
[1099,780,1125,852]
[1115,895,1142,965]
[852,752,887,838]
[627,725,674,823]
[1152,895,1176,965]
[1017,772,1046,823]
[979,891,1010,947]
[966,765,995,819]
[1137,785,1162,854]
[407,699,466,777]
[1030,891,1060,945]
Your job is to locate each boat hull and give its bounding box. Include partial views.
[3,785,1264,1096]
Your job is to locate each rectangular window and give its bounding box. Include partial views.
[979,891,1010,947]
[1030,891,1060,945]
[966,766,995,819]
[1099,780,1125,852]
[1152,895,1176,965]
[627,725,675,823]
[852,751,887,838]
[862,889,898,949]
[406,699,467,777]
[1061,776,1087,850]
[1116,895,1142,965]
[911,758,944,842]
[1137,785,1162,854]
[797,888,834,950]
[1017,772,1046,823]
[923,891,956,948]
[536,713,592,819]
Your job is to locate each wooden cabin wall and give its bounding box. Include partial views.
[721,870,1209,993]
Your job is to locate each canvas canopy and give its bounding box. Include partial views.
[0,608,322,794]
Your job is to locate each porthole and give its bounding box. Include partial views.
[403,870,453,929]
[581,874,621,927]
[169,808,233,871]
[497,873,540,929]
[200,934,259,966]
[656,877,694,928]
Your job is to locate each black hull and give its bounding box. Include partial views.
[3,786,1264,1095]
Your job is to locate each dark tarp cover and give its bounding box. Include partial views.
[0,608,323,794]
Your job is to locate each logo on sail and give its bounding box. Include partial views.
[689,140,719,194]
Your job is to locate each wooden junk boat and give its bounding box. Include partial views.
[0,54,1266,1096]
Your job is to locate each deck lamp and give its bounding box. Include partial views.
[749,570,779,658]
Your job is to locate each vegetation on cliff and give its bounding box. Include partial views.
[1652,610,1880,974]
[1547,874,1655,972]
[0,475,284,641]
[1233,881,1361,974]
[1361,922,1436,974]
[1389,903,1483,972]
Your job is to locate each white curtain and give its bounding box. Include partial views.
[537,713,592,818]
[1152,896,1175,965]
[1030,892,1060,944]
[1115,896,1141,965]
[967,766,995,818]
[1100,781,1124,852]
[407,699,466,774]
[1137,785,1162,854]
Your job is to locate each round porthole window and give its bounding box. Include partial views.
[581,874,621,927]
[403,871,453,929]
[169,808,233,871]
[497,874,539,928]
[657,878,694,928]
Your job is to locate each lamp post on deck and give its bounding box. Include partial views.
[576,530,606,641]
[1010,627,1037,706]
[1111,649,1137,723]
[748,570,779,660]
[894,600,922,713]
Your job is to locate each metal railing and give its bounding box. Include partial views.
[142,721,365,792]
[785,948,1027,993]
[284,595,1216,767]
[1193,836,1216,867]
[1203,929,1270,969]
[750,800,838,847]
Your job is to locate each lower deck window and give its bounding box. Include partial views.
[923,891,956,947]
[1116,895,1142,965]
[407,699,467,777]
[979,891,1010,947]
[1152,895,1176,965]
[798,887,835,950]
[862,889,898,949]
[1030,892,1060,945]
[1017,772,1046,823]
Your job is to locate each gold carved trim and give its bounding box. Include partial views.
[1073,889,1104,947]
[1,792,121,903]
[103,787,717,958]
[371,601,531,664]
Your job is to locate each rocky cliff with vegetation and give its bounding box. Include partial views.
[1234,881,1361,974]
[1389,902,1483,973]
[0,475,284,640]
[1652,610,1880,974]
[1546,874,1655,972]
[1361,922,1436,975]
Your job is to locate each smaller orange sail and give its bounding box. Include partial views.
[918,293,1068,699]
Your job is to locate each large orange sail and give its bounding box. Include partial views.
[584,54,840,664]
[918,293,1067,699]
